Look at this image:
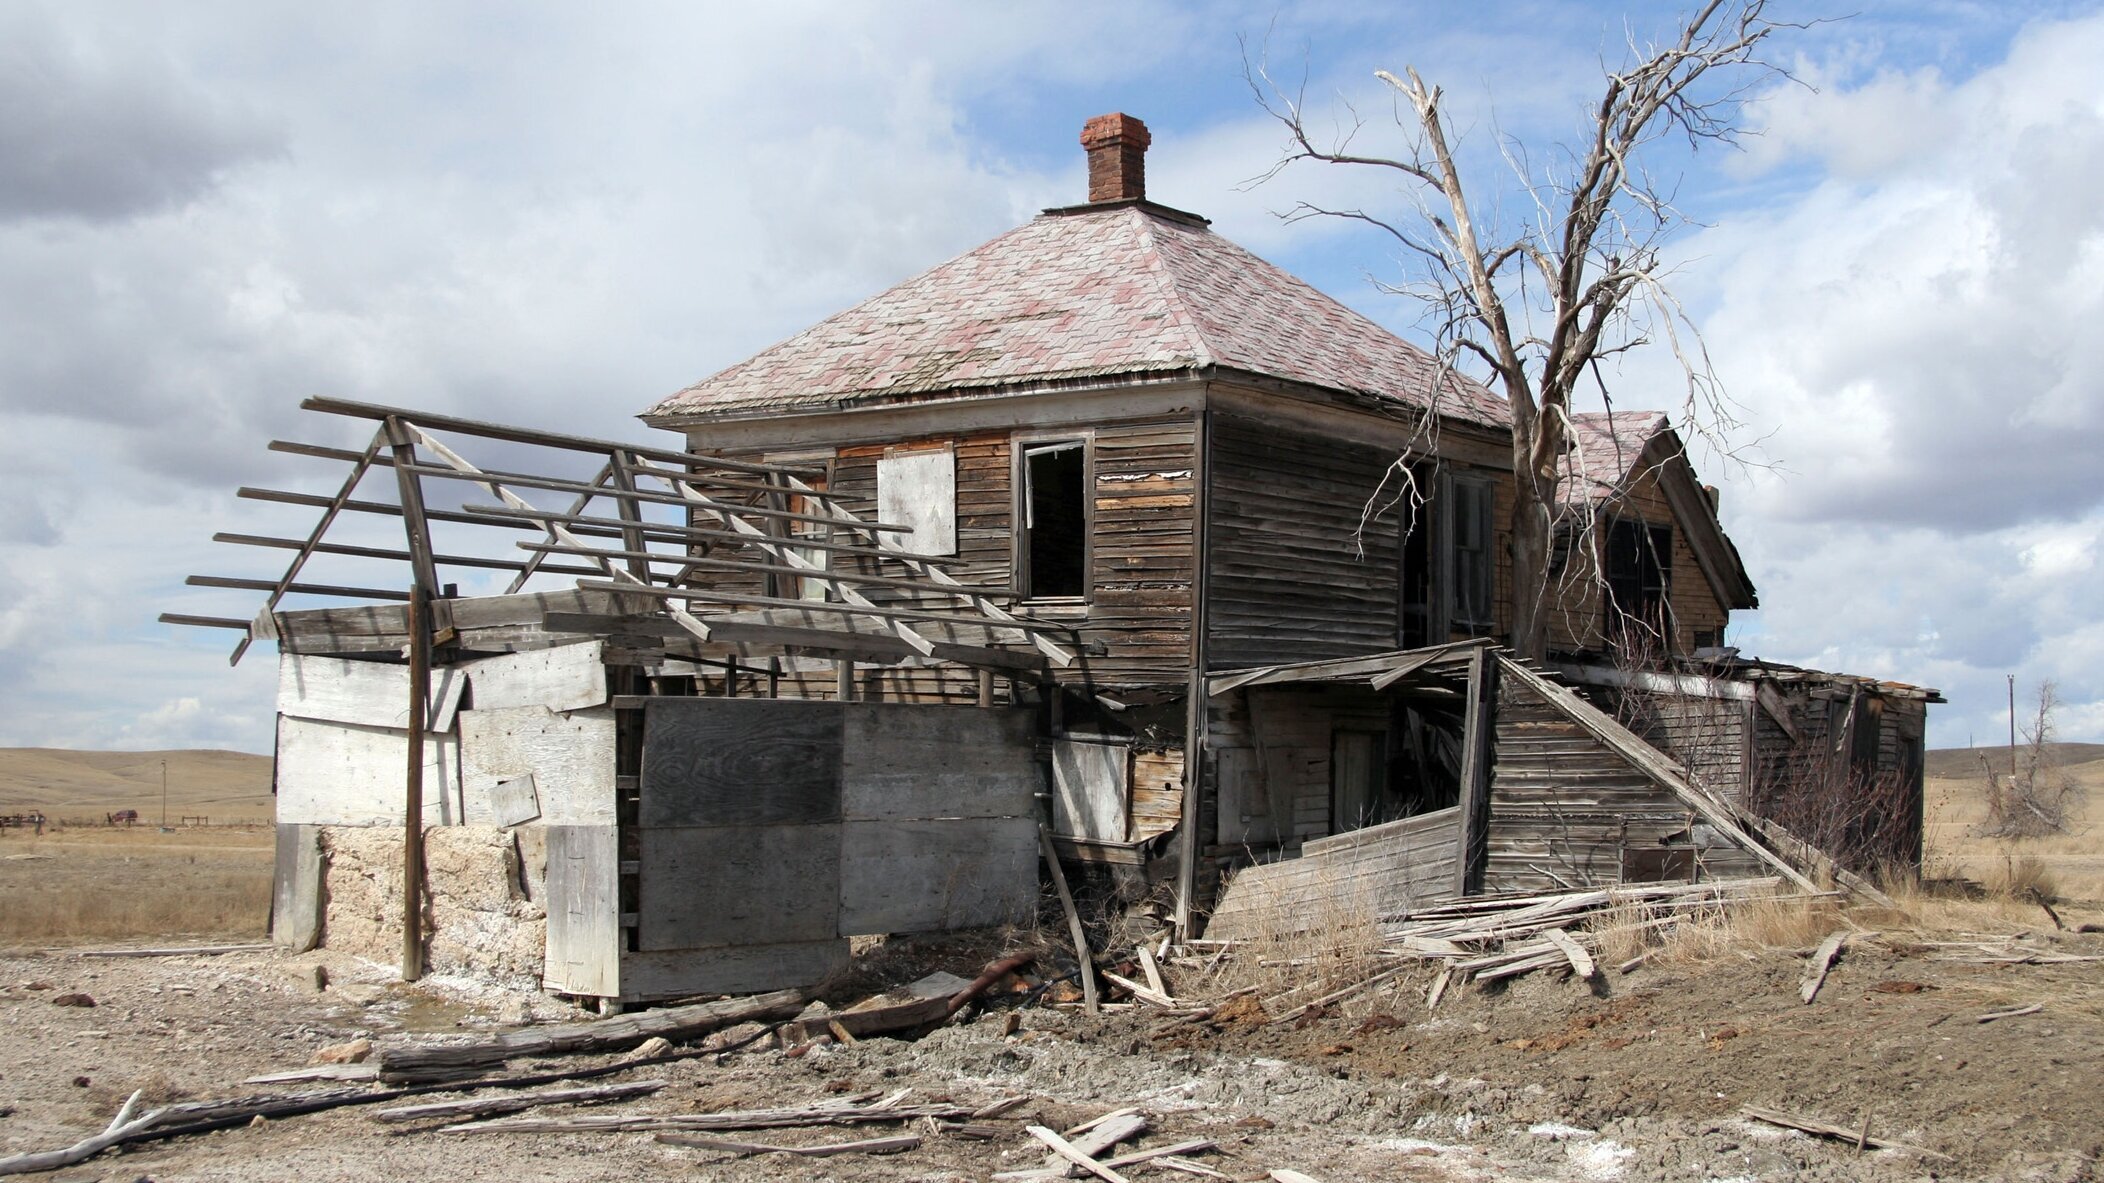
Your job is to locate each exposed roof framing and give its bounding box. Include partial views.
[161,397,1077,675]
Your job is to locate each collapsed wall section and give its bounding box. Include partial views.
[270,639,614,993]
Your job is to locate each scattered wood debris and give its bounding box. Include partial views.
[1800,931,1850,1004]
[1976,1003,2043,1024]
[655,1132,922,1158]
[1741,1105,1951,1159]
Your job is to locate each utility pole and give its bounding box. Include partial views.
[2008,674,2019,783]
[160,760,168,829]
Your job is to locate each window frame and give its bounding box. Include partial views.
[1011,430,1095,604]
[1439,470,1496,636]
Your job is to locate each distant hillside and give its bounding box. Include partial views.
[1926,743,2104,781]
[0,748,273,822]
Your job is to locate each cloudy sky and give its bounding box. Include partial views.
[3,0,2098,754]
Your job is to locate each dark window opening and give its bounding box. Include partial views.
[1399,463,1434,648]
[1022,441,1087,599]
[1605,519,1673,650]
[1444,475,1494,635]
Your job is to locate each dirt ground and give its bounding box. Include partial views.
[2,909,2099,1183]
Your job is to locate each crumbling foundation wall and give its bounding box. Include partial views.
[318,825,547,986]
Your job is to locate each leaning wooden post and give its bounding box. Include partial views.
[401,583,429,981]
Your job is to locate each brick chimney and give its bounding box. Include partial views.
[1081,113,1150,204]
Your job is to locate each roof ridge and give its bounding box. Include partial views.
[1127,208,1218,369]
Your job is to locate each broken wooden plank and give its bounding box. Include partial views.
[375,988,806,1082]
[1801,931,1848,1004]
[1136,945,1169,998]
[75,943,272,959]
[1054,1112,1149,1178]
[1541,928,1596,979]
[373,1080,665,1124]
[440,1101,971,1134]
[1026,1125,1133,1183]
[1976,1003,2043,1023]
[1740,1105,1951,1159]
[654,1132,921,1158]
[1100,970,1176,1009]
[244,1064,381,1085]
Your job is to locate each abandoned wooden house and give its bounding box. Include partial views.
[167,113,1936,1001]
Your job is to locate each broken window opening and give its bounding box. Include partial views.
[1605,518,1673,652]
[1442,473,1494,636]
[1020,440,1088,600]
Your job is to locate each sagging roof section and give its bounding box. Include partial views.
[643,203,1509,429]
[161,397,1076,675]
[1564,410,1758,612]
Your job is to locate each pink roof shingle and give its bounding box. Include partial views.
[644,204,1508,427]
[1563,410,1672,502]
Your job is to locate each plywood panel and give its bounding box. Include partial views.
[640,699,842,827]
[1051,738,1129,841]
[275,716,462,827]
[840,818,1036,934]
[619,940,852,1001]
[462,641,608,713]
[543,824,619,996]
[278,652,465,732]
[458,706,616,827]
[877,445,957,556]
[839,705,1035,821]
[638,824,841,949]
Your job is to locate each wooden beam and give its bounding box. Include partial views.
[398,461,903,531]
[187,576,412,601]
[571,579,1070,634]
[458,502,963,565]
[158,613,253,631]
[516,540,1016,599]
[1453,645,1495,897]
[212,532,600,577]
[384,417,441,600]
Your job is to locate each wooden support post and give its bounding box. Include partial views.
[977,668,994,708]
[1174,406,1211,939]
[1038,816,1099,1014]
[835,659,853,702]
[1453,645,1495,898]
[401,585,429,982]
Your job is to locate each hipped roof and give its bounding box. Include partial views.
[644,202,1508,428]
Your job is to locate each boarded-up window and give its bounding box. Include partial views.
[1442,474,1494,633]
[877,446,956,556]
[1021,441,1088,599]
[1051,736,1129,842]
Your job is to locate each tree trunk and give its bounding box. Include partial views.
[1508,435,1556,663]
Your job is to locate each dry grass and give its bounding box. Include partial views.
[1927,756,2104,902]
[0,827,273,946]
[1204,866,1389,1007]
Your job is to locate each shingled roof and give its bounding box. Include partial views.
[1563,410,1673,502]
[642,201,1509,429]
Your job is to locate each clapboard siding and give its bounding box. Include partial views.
[1206,807,1461,939]
[1483,680,1758,893]
[1206,414,1401,667]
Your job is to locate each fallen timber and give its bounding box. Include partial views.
[374,988,806,1083]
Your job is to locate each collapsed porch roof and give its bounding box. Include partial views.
[161,397,1079,676]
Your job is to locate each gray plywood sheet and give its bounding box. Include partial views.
[1051,737,1129,841]
[839,705,1035,821]
[641,699,842,827]
[274,716,463,827]
[619,940,851,1001]
[277,652,466,733]
[458,706,616,826]
[543,825,619,996]
[638,824,840,950]
[462,641,608,713]
[840,817,1036,935]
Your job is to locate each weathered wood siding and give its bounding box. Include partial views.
[1545,459,1730,657]
[682,416,1197,698]
[1205,807,1461,939]
[1206,414,1402,667]
[1484,677,1760,893]
[1748,684,1927,873]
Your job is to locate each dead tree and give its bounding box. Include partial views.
[1251,1,1792,660]
[1982,681,2083,840]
